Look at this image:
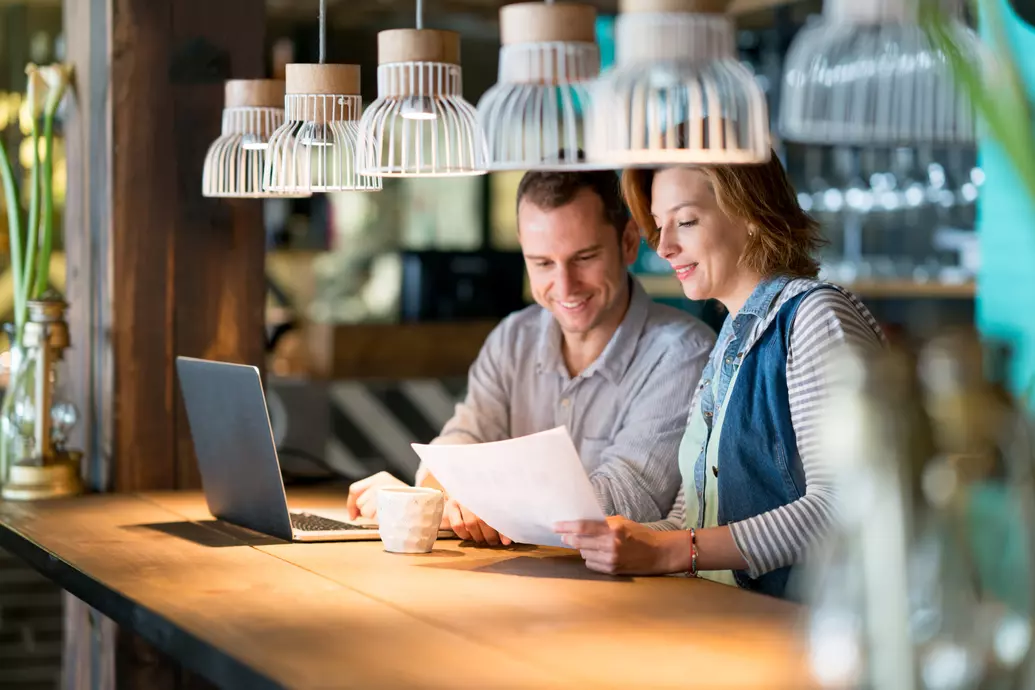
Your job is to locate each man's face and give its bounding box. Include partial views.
[518,189,639,337]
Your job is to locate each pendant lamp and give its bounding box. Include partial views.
[263,0,381,193]
[779,0,979,145]
[202,80,309,198]
[477,1,601,171]
[357,0,488,177]
[586,0,771,167]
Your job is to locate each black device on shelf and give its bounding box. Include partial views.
[399,250,527,322]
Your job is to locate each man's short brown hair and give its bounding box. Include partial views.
[621,153,824,279]
[516,170,630,235]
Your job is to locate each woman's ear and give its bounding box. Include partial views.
[736,221,758,268]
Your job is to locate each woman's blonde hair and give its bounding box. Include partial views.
[621,153,824,279]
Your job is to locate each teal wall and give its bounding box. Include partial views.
[596,15,615,69]
[977,1,1035,405]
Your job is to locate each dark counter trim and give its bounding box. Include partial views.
[0,519,282,690]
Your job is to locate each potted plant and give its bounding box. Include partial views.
[0,63,71,486]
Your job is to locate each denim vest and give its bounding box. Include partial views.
[690,275,841,599]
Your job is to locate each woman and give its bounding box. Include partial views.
[554,156,885,598]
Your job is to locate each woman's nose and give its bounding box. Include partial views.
[655,224,679,259]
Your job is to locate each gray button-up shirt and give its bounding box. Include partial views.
[421,277,715,522]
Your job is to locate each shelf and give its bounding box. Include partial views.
[840,280,976,299]
[304,320,498,380]
[635,274,977,300]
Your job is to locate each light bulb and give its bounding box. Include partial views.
[240,134,269,151]
[297,122,334,148]
[400,96,437,121]
[51,400,79,441]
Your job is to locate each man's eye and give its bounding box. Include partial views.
[536,261,552,268]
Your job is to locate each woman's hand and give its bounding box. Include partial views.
[554,516,687,576]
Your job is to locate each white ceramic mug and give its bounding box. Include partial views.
[377,487,445,554]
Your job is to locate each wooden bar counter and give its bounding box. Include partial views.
[0,490,813,689]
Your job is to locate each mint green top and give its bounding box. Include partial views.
[677,364,742,587]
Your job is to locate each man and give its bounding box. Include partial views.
[346,170,715,544]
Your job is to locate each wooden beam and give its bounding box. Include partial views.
[166,2,267,491]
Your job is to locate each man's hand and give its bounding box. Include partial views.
[444,498,512,546]
[554,516,672,575]
[346,471,407,520]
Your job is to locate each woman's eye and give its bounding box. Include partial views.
[678,220,699,228]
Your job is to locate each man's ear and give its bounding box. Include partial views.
[622,219,640,265]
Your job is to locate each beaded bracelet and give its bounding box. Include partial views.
[689,527,699,577]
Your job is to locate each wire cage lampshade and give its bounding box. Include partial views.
[779,0,979,145]
[263,64,382,193]
[202,80,309,198]
[476,1,602,171]
[586,0,771,168]
[358,28,489,177]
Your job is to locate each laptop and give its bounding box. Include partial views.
[176,356,450,543]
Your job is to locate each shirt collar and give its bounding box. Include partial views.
[735,274,793,324]
[535,275,652,383]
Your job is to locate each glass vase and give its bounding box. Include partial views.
[0,334,37,488]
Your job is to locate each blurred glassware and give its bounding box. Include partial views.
[783,141,981,287]
[803,331,1035,689]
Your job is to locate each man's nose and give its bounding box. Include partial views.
[556,265,577,295]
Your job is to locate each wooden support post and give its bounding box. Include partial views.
[62,0,267,687]
[63,0,267,492]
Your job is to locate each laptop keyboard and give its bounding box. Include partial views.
[290,512,367,532]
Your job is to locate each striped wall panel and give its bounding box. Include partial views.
[271,378,467,485]
[325,379,466,482]
[0,547,63,689]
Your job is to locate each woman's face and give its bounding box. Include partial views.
[650,167,755,304]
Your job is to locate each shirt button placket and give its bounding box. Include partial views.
[559,395,572,426]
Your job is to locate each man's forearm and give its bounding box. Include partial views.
[589,471,665,523]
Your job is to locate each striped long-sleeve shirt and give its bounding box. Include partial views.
[650,280,884,579]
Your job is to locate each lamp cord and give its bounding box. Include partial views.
[318,0,326,64]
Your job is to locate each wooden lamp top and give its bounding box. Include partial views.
[499,3,597,45]
[224,79,285,108]
[377,29,461,65]
[619,0,732,13]
[284,64,361,96]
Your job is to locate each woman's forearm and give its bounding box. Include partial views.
[654,526,749,574]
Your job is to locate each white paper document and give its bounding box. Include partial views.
[410,426,606,547]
